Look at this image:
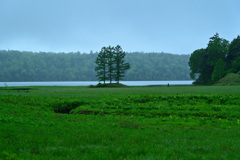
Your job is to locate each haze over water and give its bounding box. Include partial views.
[1,0,239,54]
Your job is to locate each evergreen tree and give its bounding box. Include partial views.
[207,33,229,68]
[113,45,130,83]
[106,46,115,84]
[227,35,240,72]
[95,47,108,83]
[95,45,130,84]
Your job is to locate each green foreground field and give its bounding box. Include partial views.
[1,85,240,159]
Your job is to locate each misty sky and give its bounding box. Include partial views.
[0,0,240,54]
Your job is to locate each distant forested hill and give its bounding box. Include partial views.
[0,50,191,81]
[125,52,190,80]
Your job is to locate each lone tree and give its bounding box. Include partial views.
[95,45,130,84]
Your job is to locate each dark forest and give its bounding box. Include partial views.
[0,50,191,82]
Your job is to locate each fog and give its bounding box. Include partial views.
[0,0,239,54]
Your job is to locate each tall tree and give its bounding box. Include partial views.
[95,47,108,83]
[188,48,212,84]
[106,46,115,84]
[232,57,240,73]
[188,48,206,80]
[113,45,130,83]
[207,33,229,67]
[227,35,240,72]
[211,58,227,83]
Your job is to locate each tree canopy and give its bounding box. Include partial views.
[189,33,240,85]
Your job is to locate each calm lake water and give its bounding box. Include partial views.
[1,81,193,87]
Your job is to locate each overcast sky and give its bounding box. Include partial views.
[0,0,239,54]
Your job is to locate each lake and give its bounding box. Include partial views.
[1,81,194,87]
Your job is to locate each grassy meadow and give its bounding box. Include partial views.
[1,85,240,159]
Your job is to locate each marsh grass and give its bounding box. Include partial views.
[1,85,240,159]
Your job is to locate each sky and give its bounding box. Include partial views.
[0,0,240,54]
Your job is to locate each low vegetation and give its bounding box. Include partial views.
[216,72,240,85]
[1,86,240,159]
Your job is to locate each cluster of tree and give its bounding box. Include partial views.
[95,45,130,83]
[0,50,191,82]
[189,33,240,85]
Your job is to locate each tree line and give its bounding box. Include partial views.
[0,50,191,82]
[189,33,240,85]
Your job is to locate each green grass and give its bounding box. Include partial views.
[1,86,240,159]
[216,72,240,86]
